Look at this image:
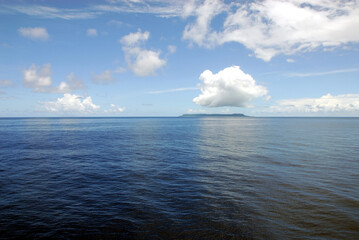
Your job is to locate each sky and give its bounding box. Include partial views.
[1,0,359,117]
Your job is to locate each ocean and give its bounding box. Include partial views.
[0,117,358,239]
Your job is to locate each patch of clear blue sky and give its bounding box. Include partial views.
[0,0,359,116]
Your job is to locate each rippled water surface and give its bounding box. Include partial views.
[1,117,358,239]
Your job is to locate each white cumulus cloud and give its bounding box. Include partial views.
[23,64,85,93]
[18,27,49,41]
[43,93,100,113]
[87,28,98,36]
[125,48,166,76]
[120,29,166,76]
[183,0,359,61]
[24,64,52,91]
[120,30,149,46]
[193,66,268,107]
[105,104,125,113]
[270,93,359,113]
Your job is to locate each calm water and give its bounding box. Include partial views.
[0,117,358,239]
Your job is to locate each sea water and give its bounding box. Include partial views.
[0,117,358,239]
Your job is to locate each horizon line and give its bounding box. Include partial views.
[1,116,359,119]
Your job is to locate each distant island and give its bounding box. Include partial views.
[180,113,248,117]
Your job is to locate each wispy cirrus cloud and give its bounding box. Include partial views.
[8,5,100,19]
[148,87,199,94]
[5,1,188,19]
[288,68,359,77]
[93,0,188,18]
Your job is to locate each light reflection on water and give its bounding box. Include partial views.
[0,117,358,239]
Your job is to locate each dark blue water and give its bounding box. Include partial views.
[0,117,358,239]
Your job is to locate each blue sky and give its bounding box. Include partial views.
[1,0,359,117]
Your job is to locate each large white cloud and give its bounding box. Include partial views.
[193,66,268,107]
[23,64,85,93]
[270,93,359,113]
[42,93,100,113]
[120,29,166,76]
[183,0,359,61]
[18,27,49,41]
